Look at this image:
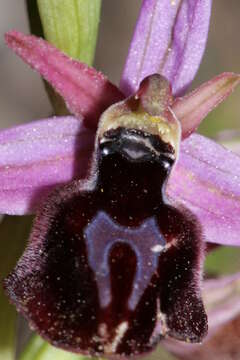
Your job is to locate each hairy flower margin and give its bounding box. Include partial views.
[2,0,240,358]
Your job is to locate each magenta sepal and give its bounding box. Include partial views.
[168,134,240,246]
[0,116,94,215]
[120,0,212,97]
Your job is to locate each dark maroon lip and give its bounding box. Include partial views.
[4,75,207,358]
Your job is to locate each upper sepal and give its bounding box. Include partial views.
[120,0,212,97]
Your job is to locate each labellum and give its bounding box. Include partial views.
[4,75,207,358]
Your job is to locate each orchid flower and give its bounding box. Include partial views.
[2,0,240,359]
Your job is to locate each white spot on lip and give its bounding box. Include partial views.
[151,240,175,254]
[150,299,169,345]
[151,244,164,253]
[99,321,129,354]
